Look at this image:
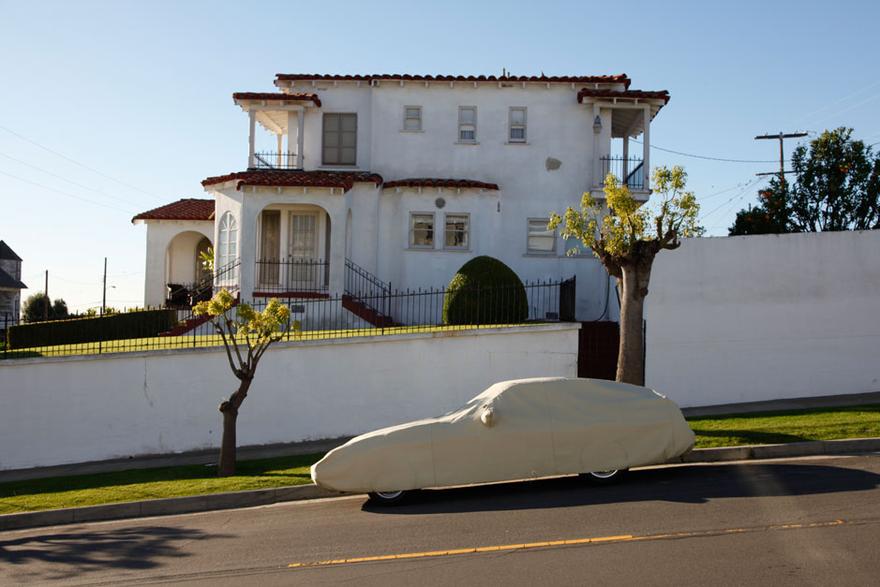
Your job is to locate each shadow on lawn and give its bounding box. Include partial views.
[0,525,233,582]
[364,462,880,515]
[693,429,811,445]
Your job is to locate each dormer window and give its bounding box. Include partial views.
[322,113,357,165]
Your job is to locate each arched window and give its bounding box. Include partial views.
[217,212,238,269]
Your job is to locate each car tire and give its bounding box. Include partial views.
[367,490,409,506]
[580,469,627,484]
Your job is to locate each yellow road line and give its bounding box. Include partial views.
[287,519,847,569]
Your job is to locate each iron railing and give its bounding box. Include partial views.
[254,258,329,296]
[600,156,645,190]
[165,258,240,308]
[251,151,301,170]
[2,277,576,360]
[344,259,392,321]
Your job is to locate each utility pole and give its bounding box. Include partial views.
[43,270,48,321]
[755,132,809,189]
[102,257,107,317]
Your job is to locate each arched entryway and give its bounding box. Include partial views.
[165,231,213,305]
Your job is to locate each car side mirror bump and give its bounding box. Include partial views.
[480,407,495,427]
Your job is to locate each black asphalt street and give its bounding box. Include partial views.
[2,454,879,586]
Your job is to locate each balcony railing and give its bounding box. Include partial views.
[600,156,645,190]
[254,257,329,296]
[251,151,301,170]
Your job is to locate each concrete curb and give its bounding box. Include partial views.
[2,437,879,532]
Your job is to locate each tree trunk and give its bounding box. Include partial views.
[217,377,252,477]
[616,262,651,385]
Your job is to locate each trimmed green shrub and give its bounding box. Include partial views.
[442,256,528,325]
[7,309,179,349]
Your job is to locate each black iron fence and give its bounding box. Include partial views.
[2,277,575,360]
[166,259,241,307]
[251,152,301,170]
[600,156,645,190]
[254,258,329,295]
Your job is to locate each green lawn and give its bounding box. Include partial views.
[0,323,530,360]
[689,404,880,448]
[1,404,878,515]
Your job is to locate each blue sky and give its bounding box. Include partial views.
[2,0,879,312]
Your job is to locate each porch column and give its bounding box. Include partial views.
[287,110,296,169]
[622,135,629,182]
[248,110,256,169]
[328,207,346,296]
[296,110,305,169]
[642,106,651,191]
[276,133,283,167]
[238,195,260,301]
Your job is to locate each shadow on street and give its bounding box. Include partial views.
[363,462,880,515]
[0,525,232,582]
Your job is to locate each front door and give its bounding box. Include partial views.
[287,213,318,290]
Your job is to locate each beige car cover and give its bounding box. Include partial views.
[311,377,694,493]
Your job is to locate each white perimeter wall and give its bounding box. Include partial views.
[646,230,880,407]
[0,324,578,471]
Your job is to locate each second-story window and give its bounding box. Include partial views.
[458,106,477,143]
[409,213,435,248]
[323,113,357,165]
[444,214,470,249]
[403,106,422,131]
[509,107,527,143]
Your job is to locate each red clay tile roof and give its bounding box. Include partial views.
[276,73,631,89]
[384,178,499,190]
[576,88,670,104]
[132,199,215,223]
[232,92,322,107]
[202,170,384,191]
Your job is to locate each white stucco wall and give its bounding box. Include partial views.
[645,230,880,407]
[0,323,578,471]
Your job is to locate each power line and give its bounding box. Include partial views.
[700,177,767,220]
[0,125,162,202]
[0,169,133,214]
[630,139,776,163]
[0,151,149,209]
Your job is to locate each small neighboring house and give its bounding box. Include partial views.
[0,241,27,325]
[133,72,669,319]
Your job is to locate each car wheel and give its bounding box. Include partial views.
[580,469,626,484]
[367,490,409,505]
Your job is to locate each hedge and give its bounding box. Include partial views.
[6,309,179,349]
[442,256,528,325]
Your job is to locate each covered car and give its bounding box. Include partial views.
[311,377,694,502]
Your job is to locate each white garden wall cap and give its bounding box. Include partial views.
[131,198,214,224]
[274,73,632,88]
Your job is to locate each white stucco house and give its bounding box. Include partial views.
[133,72,669,322]
[0,241,27,325]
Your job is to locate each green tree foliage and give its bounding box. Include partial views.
[194,290,295,476]
[730,128,880,235]
[22,293,69,323]
[442,256,528,325]
[550,167,701,384]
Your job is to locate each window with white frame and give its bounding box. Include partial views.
[217,212,239,270]
[403,106,422,131]
[322,113,357,165]
[444,214,469,249]
[509,107,527,142]
[409,213,435,248]
[458,106,477,142]
[527,218,556,254]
